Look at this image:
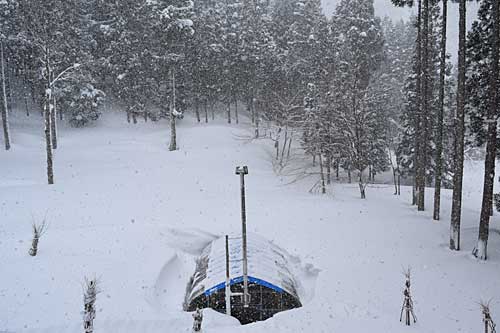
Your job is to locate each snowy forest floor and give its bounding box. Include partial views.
[1,111,500,333]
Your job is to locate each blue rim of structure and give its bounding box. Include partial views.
[204,276,284,296]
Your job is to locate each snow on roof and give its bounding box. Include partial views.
[187,233,300,303]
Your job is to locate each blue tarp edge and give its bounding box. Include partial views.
[204,276,284,296]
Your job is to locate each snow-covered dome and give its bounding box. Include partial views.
[185,233,302,324]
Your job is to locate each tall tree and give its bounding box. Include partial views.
[417,0,431,211]
[391,0,425,207]
[468,0,500,260]
[432,0,448,220]
[0,0,14,151]
[330,0,385,198]
[16,0,83,184]
[152,0,194,151]
[381,19,415,193]
[0,40,10,151]
[450,0,467,251]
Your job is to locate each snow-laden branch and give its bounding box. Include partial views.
[50,63,81,87]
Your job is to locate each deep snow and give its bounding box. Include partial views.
[1,111,499,332]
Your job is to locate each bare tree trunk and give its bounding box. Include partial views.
[254,99,259,138]
[235,98,239,124]
[490,194,494,216]
[287,133,292,159]
[359,171,366,199]
[31,84,37,104]
[169,113,177,151]
[475,130,497,260]
[5,52,12,112]
[39,96,44,116]
[169,69,177,151]
[246,98,251,124]
[418,0,430,211]
[204,100,208,123]
[413,0,423,209]
[59,100,63,121]
[326,153,331,185]
[24,88,29,117]
[0,40,10,151]
[275,139,279,160]
[51,95,57,149]
[44,68,54,184]
[195,98,200,123]
[397,173,401,196]
[250,96,255,124]
[336,161,339,180]
[280,127,288,164]
[450,0,466,251]
[23,60,30,117]
[473,0,499,260]
[318,152,326,194]
[227,101,231,124]
[433,0,448,221]
[393,168,398,195]
[412,178,417,205]
[348,167,352,183]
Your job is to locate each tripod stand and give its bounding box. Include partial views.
[400,273,417,326]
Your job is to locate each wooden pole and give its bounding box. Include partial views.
[225,235,231,316]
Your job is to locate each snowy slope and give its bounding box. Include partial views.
[1,112,499,332]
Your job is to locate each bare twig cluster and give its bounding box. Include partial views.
[83,277,100,333]
[192,308,203,332]
[481,301,497,333]
[28,219,48,256]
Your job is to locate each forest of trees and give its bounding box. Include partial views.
[0,0,499,260]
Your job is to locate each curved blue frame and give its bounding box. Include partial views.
[204,276,284,297]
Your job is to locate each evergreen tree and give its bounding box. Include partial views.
[468,0,500,260]
[238,0,274,126]
[450,0,467,251]
[329,0,385,198]
[153,0,194,150]
[108,0,155,123]
[433,0,448,221]
[381,18,415,190]
[15,0,88,183]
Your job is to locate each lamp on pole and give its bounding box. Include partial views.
[235,165,250,307]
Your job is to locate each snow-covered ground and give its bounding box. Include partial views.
[1,111,499,332]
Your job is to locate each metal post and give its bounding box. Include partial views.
[225,235,231,316]
[235,166,250,307]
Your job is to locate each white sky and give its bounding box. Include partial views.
[321,0,481,64]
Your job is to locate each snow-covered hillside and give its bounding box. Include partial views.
[1,113,499,332]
